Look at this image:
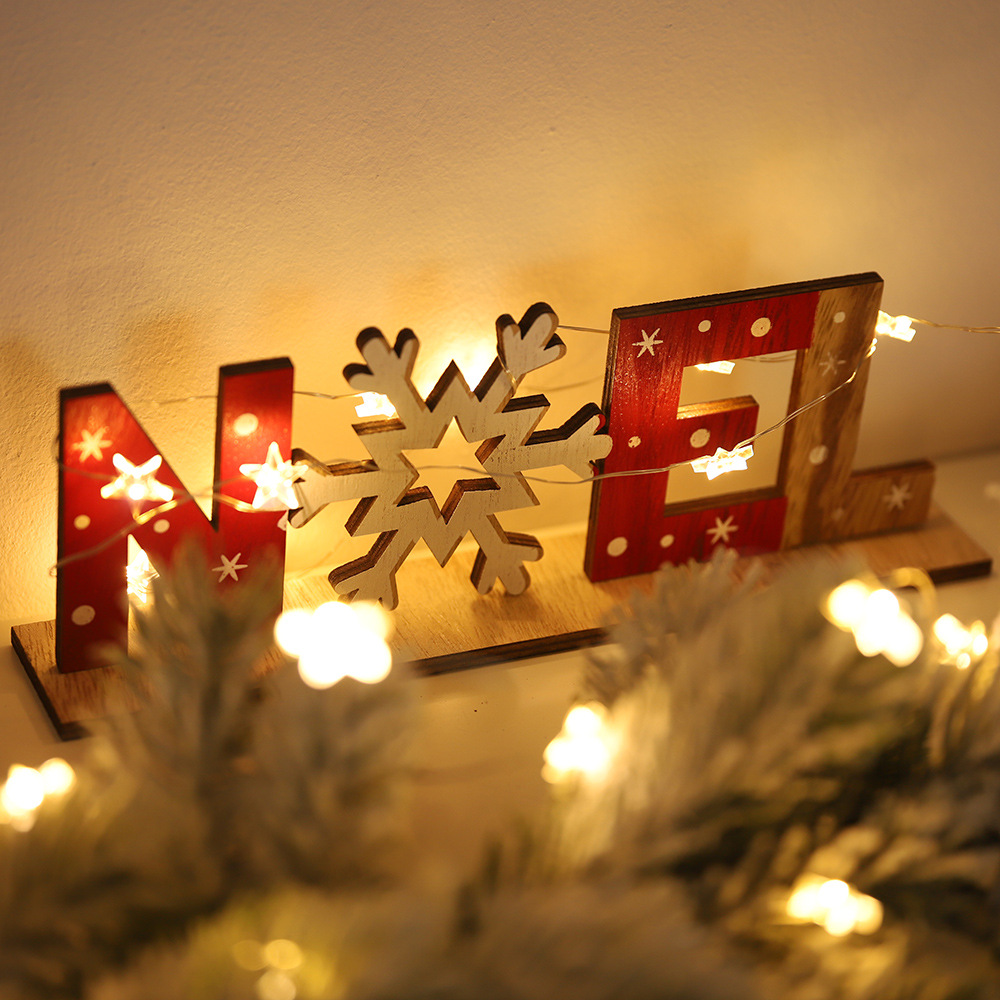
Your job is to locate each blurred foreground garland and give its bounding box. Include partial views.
[4,551,1000,999]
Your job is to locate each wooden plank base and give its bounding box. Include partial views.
[12,504,992,740]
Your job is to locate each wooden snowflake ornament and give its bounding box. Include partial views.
[289,304,612,608]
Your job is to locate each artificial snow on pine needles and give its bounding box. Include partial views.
[4,550,1000,1000]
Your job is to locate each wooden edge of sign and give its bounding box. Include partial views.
[408,627,607,676]
[10,621,90,741]
[11,504,993,741]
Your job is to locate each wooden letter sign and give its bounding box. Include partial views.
[57,358,294,672]
[585,273,934,581]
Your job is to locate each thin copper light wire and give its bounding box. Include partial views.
[53,329,873,571]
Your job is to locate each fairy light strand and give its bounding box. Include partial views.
[50,329,874,572]
[53,307,995,572]
[883,314,1000,335]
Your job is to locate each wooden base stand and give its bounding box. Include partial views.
[11,505,992,740]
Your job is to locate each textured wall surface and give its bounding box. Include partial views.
[4,0,1000,626]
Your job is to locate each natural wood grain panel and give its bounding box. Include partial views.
[824,461,935,540]
[778,280,883,546]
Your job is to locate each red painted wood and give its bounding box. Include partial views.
[586,284,820,582]
[56,359,293,673]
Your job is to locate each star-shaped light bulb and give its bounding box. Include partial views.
[694,361,736,374]
[100,454,174,504]
[274,601,393,688]
[239,442,308,511]
[690,444,754,480]
[126,546,158,604]
[542,703,616,784]
[355,392,397,418]
[824,579,923,667]
[875,311,916,342]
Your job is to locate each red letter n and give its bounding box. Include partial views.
[57,358,294,673]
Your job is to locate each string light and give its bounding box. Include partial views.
[932,613,989,669]
[100,453,174,504]
[542,702,615,783]
[274,601,393,688]
[53,334,869,573]
[786,875,883,936]
[0,758,76,832]
[240,441,309,511]
[126,543,158,604]
[39,757,76,795]
[1,766,44,816]
[233,938,308,1000]
[690,444,754,480]
[355,391,397,418]
[875,311,916,342]
[824,579,923,667]
[54,302,985,577]
[694,361,736,374]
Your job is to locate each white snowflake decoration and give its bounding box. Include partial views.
[288,303,613,608]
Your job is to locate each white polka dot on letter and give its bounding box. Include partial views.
[71,605,96,626]
[607,537,628,557]
[809,445,829,465]
[660,534,675,548]
[698,319,712,332]
[233,412,259,437]
[833,311,846,324]
[751,317,772,338]
[153,519,170,534]
[628,436,641,448]
[74,515,91,530]
[689,428,711,449]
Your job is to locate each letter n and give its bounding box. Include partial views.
[57,358,294,673]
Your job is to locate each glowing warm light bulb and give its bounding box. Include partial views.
[240,441,308,511]
[355,392,396,418]
[855,589,922,665]
[853,589,900,657]
[274,608,315,657]
[350,600,393,642]
[881,614,923,667]
[1,765,45,816]
[38,758,75,796]
[233,940,268,972]
[256,968,297,1000]
[694,361,736,375]
[824,580,922,667]
[817,878,850,908]
[851,892,885,935]
[274,601,393,689]
[690,444,754,480]
[542,702,614,783]
[825,580,871,629]
[564,704,603,739]
[787,880,822,920]
[824,894,860,937]
[933,613,989,668]
[126,545,158,604]
[876,311,916,342]
[786,874,883,936]
[100,453,174,504]
[264,939,304,971]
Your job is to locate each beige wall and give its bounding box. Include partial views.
[4,0,1000,626]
